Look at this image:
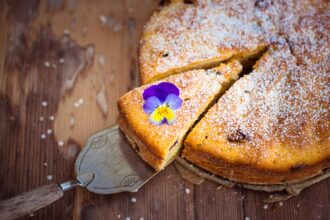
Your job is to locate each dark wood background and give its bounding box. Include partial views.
[0,0,329,219]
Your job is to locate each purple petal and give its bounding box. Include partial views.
[143,85,158,100]
[143,96,161,114]
[156,82,180,102]
[142,82,180,102]
[164,94,182,110]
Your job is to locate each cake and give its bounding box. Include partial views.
[118,61,242,170]
[120,0,329,185]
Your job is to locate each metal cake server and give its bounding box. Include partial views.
[0,125,157,220]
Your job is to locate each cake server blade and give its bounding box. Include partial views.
[0,125,157,219]
[74,124,157,194]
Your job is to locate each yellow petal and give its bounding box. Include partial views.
[164,108,176,124]
[149,105,176,125]
[150,107,165,125]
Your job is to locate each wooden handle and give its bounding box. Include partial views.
[0,184,64,220]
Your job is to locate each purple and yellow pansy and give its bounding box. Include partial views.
[142,82,183,125]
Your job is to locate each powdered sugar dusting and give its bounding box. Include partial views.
[140,0,267,82]
[194,39,329,163]
[140,0,330,84]
[119,63,239,154]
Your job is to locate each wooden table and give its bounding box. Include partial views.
[0,0,329,219]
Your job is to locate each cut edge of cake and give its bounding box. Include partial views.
[118,60,243,170]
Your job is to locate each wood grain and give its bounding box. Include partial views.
[0,0,329,220]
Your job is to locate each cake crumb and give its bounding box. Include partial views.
[139,217,144,220]
[131,197,137,203]
[58,141,64,146]
[39,116,44,121]
[263,204,268,209]
[185,188,190,194]
[29,213,35,217]
[49,115,55,121]
[279,201,283,206]
[64,29,70,35]
[47,175,53,181]
[41,134,46,139]
[43,162,48,166]
[125,217,131,220]
[245,217,250,220]
[59,58,65,64]
[117,214,121,218]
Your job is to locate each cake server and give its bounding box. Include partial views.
[0,125,157,220]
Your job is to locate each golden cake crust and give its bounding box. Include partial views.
[118,61,242,170]
[139,0,329,84]
[139,0,268,84]
[183,41,330,185]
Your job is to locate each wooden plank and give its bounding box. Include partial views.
[0,0,329,220]
[243,178,330,220]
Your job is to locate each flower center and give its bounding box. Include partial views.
[157,105,170,116]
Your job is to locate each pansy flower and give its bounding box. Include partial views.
[143,82,183,125]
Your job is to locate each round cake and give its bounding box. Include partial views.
[137,0,330,185]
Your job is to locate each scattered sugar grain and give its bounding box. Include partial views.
[74,98,84,108]
[113,23,122,33]
[98,53,105,67]
[59,58,65,64]
[47,175,53,181]
[131,197,137,203]
[39,116,44,121]
[41,134,46,139]
[263,204,268,209]
[117,214,121,218]
[47,129,52,135]
[49,115,55,121]
[58,141,64,146]
[70,116,75,126]
[185,188,190,194]
[44,61,50,68]
[82,27,88,34]
[125,217,131,220]
[41,101,48,107]
[99,15,107,25]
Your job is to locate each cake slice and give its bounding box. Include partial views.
[139,0,268,84]
[118,61,242,170]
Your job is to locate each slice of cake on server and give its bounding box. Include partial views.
[118,61,242,170]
